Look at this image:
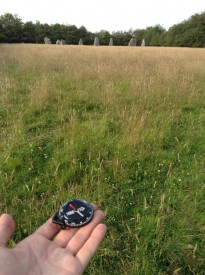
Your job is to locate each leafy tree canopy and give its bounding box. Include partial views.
[0,11,205,47]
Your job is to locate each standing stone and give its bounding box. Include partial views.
[128,37,136,46]
[109,38,113,46]
[60,39,65,45]
[94,37,100,46]
[141,39,146,46]
[44,37,51,44]
[78,38,83,45]
[56,39,66,45]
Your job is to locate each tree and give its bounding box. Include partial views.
[42,24,52,41]
[112,31,132,46]
[84,31,95,45]
[183,12,205,47]
[164,12,205,47]
[165,22,185,46]
[1,11,205,47]
[34,21,44,43]
[78,26,87,40]
[0,13,23,43]
[65,25,79,44]
[95,30,111,45]
[22,21,36,43]
[133,29,146,46]
[0,19,7,42]
[51,23,66,42]
[144,25,166,46]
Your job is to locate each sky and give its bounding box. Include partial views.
[0,0,205,33]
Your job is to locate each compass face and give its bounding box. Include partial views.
[52,199,94,228]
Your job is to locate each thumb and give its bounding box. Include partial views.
[0,214,15,247]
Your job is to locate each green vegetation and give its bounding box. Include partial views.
[0,44,205,274]
[1,11,205,46]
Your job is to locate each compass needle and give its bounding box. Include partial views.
[77,211,84,217]
[69,204,76,211]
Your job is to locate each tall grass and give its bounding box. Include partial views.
[0,44,205,274]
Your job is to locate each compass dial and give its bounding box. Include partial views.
[52,199,94,229]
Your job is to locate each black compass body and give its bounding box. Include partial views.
[52,199,94,229]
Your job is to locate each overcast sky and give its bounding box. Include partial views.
[1,0,205,32]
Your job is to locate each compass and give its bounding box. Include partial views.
[52,199,94,229]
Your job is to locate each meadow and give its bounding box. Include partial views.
[0,44,205,274]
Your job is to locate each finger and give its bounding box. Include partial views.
[35,218,60,239]
[35,203,98,241]
[53,203,98,247]
[66,210,105,255]
[76,223,107,271]
[0,214,15,247]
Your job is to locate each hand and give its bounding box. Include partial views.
[0,205,107,275]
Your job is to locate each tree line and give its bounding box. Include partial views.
[0,12,205,47]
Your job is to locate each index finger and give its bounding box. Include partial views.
[35,203,98,240]
[35,218,60,239]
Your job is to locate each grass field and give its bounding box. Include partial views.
[0,44,205,274]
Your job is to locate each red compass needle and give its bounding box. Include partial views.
[69,204,76,211]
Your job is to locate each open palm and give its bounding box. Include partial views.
[0,205,106,275]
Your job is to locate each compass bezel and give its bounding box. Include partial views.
[52,199,94,229]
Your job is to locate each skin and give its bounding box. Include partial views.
[0,205,107,275]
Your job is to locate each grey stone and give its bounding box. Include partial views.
[94,37,100,46]
[128,37,136,46]
[141,39,145,46]
[56,39,65,45]
[78,38,83,45]
[109,38,113,46]
[44,37,51,44]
